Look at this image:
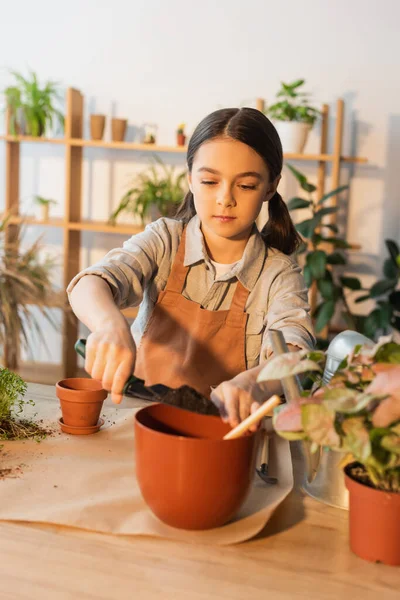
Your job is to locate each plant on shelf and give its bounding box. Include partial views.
[3,70,64,137]
[265,79,319,153]
[34,195,57,221]
[176,123,186,146]
[0,215,66,370]
[286,164,361,336]
[258,336,400,565]
[0,367,49,440]
[354,239,400,340]
[109,156,187,225]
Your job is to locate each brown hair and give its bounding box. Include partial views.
[175,107,301,255]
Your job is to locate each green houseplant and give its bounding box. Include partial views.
[109,157,187,225]
[258,337,400,565]
[266,79,319,153]
[0,367,48,440]
[4,70,64,137]
[286,164,361,336]
[34,195,57,221]
[355,239,400,340]
[0,215,65,370]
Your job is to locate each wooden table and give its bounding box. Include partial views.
[1,384,399,599]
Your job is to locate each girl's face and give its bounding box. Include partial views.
[188,137,279,243]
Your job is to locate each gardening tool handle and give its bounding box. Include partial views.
[74,338,145,393]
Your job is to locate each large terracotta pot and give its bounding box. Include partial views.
[56,378,107,430]
[134,403,260,530]
[344,462,400,565]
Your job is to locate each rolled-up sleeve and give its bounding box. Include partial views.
[262,259,316,360]
[66,218,180,309]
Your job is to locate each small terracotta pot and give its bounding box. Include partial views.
[111,118,127,142]
[56,378,107,430]
[177,133,186,146]
[90,114,106,140]
[134,403,260,530]
[345,462,400,565]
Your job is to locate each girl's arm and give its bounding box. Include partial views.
[67,218,183,404]
[69,275,136,405]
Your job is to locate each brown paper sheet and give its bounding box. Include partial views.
[0,385,293,545]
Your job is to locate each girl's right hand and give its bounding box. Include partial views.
[85,322,137,404]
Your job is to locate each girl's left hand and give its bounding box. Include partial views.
[210,371,273,431]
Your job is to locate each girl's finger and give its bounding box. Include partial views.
[85,337,98,375]
[101,357,117,392]
[239,391,253,423]
[223,389,240,428]
[90,344,108,382]
[111,360,133,404]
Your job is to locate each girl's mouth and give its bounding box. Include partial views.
[212,215,236,223]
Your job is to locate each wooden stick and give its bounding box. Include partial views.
[223,395,281,440]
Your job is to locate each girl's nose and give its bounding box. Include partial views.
[216,186,235,208]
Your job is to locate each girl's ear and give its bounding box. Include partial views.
[264,174,281,202]
[187,172,193,193]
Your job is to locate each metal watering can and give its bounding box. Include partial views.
[269,329,373,510]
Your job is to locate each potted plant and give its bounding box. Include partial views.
[34,195,57,221]
[0,215,66,370]
[286,164,363,338]
[143,124,157,145]
[258,336,400,565]
[4,70,64,137]
[109,156,187,225]
[355,239,400,341]
[176,123,186,146]
[0,367,48,440]
[266,79,319,153]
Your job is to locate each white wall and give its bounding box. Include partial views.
[0,0,399,363]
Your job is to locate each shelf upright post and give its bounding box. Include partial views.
[63,88,84,377]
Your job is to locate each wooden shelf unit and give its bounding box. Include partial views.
[1,87,367,380]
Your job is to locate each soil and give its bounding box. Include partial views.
[161,386,220,416]
[0,417,55,441]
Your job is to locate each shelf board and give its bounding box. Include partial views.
[0,134,66,145]
[0,134,367,162]
[69,138,187,153]
[68,220,144,235]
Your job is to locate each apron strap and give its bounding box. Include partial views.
[165,225,250,322]
[164,227,189,294]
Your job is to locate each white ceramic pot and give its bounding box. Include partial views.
[274,121,311,153]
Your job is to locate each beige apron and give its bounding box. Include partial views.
[135,228,250,398]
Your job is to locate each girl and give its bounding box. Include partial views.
[68,107,315,428]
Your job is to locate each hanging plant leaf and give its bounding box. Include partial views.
[385,239,400,265]
[314,300,336,332]
[296,217,318,239]
[383,258,399,280]
[307,250,327,280]
[355,294,371,304]
[317,185,349,205]
[286,164,317,192]
[327,252,346,265]
[389,290,400,310]
[370,279,396,298]
[287,197,312,211]
[314,206,339,219]
[317,277,334,299]
[340,277,362,290]
[303,264,313,288]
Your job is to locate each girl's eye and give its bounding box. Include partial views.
[201,180,217,185]
[239,184,257,191]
